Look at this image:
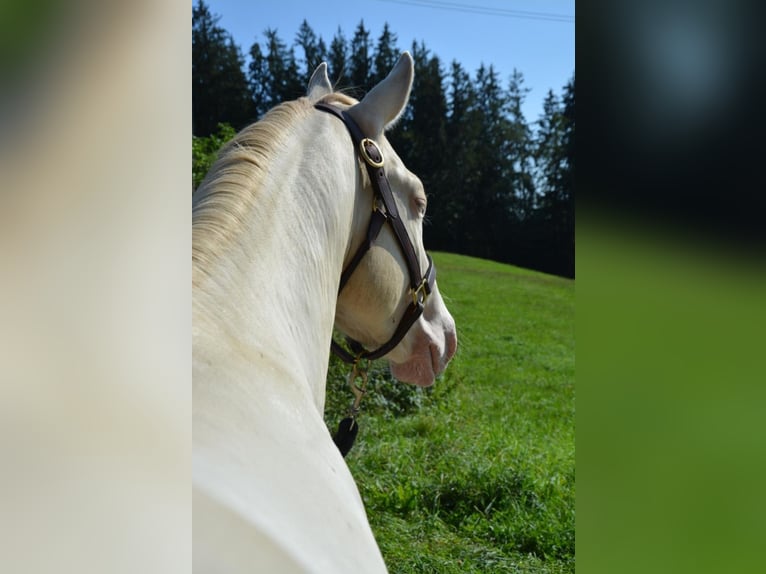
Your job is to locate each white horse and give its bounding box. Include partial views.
[193,52,457,573]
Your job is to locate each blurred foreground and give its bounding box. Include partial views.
[1,2,189,573]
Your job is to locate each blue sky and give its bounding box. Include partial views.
[203,0,574,124]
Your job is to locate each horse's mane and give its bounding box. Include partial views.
[192,99,310,277]
[192,92,358,281]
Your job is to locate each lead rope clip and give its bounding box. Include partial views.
[332,358,369,457]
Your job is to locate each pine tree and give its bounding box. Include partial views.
[470,64,514,259]
[443,60,480,251]
[559,75,575,276]
[248,41,269,118]
[506,69,536,220]
[328,27,349,89]
[372,23,399,86]
[192,0,252,136]
[561,75,575,201]
[383,43,449,249]
[536,90,565,209]
[535,83,574,277]
[295,20,325,85]
[262,28,304,108]
[349,20,372,93]
[447,60,475,129]
[285,46,304,101]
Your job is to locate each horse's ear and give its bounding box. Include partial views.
[349,52,413,136]
[307,62,333,100]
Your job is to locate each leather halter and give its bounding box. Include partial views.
[315,102,436,364]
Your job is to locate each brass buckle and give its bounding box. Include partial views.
[411,277,430,306]
[359,138,384,168]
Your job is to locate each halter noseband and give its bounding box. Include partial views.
[315,102,436,364]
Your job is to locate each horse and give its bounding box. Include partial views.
[192,52,457,573]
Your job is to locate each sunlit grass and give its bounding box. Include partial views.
[325,252,575,573]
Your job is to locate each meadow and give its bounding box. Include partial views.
[325,252,575,573]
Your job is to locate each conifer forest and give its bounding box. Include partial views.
[193,1,574,277]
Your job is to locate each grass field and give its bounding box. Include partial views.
[325,252,575,573]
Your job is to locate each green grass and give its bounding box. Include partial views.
[325,252,575,573]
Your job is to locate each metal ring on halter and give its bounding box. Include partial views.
[359,138,384,168]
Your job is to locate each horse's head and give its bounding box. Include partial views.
[310,54,457,387]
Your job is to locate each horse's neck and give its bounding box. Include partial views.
[193,113,357,413]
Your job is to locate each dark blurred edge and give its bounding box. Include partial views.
[579,0,766,250]
[577,1,766,573]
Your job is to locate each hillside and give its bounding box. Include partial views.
[325,252,575,573]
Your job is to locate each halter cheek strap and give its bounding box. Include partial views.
[315,102,436,364]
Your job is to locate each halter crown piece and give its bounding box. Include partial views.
[316,102,436,457]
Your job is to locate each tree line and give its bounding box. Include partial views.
[193,0,574,277]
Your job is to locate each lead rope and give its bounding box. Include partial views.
[332,358,370,457]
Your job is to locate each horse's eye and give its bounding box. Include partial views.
[414,196,427,216]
